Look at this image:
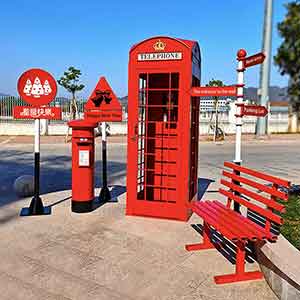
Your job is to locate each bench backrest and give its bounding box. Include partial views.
[220,162,291,233]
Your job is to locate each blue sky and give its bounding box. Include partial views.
[0,0,289,98]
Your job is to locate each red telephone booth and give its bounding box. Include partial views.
[126,36,201,221]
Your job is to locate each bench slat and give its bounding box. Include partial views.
[219,188,283,225]
[201,202,260,241]
[223,170,288,201]
[224,162,291,188]
[201,202,257,240]
[221,179,286,212]
[212,201,276,241]
[192,203,238,241]
[211,201,266,239]
[193,201,277,242]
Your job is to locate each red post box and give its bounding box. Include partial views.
[126,36,201,221]
[68,120,97,213]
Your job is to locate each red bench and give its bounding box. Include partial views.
[185,162,291,284]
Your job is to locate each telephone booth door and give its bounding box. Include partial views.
[126,36,201,221]
[137,72,180,216]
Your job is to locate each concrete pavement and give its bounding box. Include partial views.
[0,136,299,299]
[0,190,278,300]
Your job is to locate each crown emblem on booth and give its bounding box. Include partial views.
[153,39,166,51]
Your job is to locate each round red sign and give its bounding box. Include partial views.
[17,68,57,106]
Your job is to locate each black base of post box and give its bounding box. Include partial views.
[72,200,94,213]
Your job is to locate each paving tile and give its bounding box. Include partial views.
[0,271,71,300]
[85,286,134,300]
[28,241,103,275]
[137,265,208,300]
[0,249,102,300]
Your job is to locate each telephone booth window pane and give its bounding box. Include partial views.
[139,73,147,90]
[171,73,179,89]
[148,74,170,89]
[137,74,147,200]
[170,91,178,106]
[148,91,169,106]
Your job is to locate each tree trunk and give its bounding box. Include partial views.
[70,92,78,120]
[65,92,78,143]
[288,112,298,133]
[288,102,300,133]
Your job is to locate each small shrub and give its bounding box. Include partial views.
[279,196,300,249]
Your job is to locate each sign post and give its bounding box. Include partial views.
[235,49,247,165]
[234,50,267,166]
[84,77,122,204]
[16,68,59,216]
[233,50,267,212]
[232,49,247,213]
[99,121,111,202]
[31,118,44,214]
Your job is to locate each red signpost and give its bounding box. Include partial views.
[84,77,122,203]
[191,86,237,97]
[84,77,122,122]
[16,68,59,217]
[244,52,266,68]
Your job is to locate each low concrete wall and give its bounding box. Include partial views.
[199,120,289,135]
[0,120,290,136]
[256,235,300,300]
[0,120,48,135]
[48,123,67,135]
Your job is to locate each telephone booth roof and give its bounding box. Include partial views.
[129,36,201,62]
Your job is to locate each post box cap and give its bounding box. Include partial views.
[68,119,98,129]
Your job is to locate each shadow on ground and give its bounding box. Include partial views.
[198,178,215,200]
[191,223,256,265]
[0,149,127,208]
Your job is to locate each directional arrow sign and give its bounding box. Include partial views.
[242,105,268,117]
[244,52,266,68]
[191,86,237,97]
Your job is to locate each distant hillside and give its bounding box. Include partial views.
[245,86,288,103]
[0,86,288,107]
[0,93,10,97]
[118,96,128,111]
[115,86,288,111]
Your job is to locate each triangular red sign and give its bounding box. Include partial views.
[84,77,122,122]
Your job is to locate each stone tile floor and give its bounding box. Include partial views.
[0,190,278,300]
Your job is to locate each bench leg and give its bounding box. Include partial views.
[185,222,215,251]
[214,241,263,284]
